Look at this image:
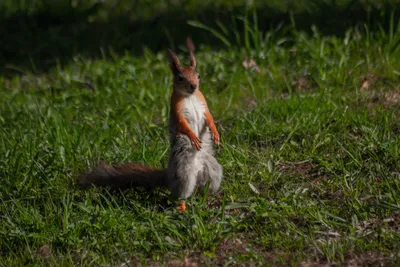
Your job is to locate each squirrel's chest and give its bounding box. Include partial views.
[182,95,206,134]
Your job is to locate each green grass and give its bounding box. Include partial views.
[1,1,400,266]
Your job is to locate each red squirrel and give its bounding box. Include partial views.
[78,38,223,210]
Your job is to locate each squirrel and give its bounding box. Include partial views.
[78,38,223,209]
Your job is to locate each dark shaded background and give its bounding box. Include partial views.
[1,0,399,76]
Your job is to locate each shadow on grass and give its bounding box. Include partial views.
[0,1,398,76]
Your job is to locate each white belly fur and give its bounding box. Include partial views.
[182,94,206,136]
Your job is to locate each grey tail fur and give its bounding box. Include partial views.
[77,162,168,190]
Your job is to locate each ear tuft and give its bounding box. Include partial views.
[186,37,196,69]
[167,48,181,75]
[186,37,195,52]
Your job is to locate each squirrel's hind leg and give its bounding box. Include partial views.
[205,155,223,195]
[167,136,201,199]
[197,152,223,195]
[168,169,197,199]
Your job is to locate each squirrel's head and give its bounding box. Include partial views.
[167,37,200,95]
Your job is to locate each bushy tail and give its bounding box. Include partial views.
[77,162,168,190]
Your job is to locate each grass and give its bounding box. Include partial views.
[1,1,400,266]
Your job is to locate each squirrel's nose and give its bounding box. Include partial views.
[190,84,196,90]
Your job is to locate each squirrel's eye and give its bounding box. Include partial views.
[178,75,184,82]
[198,74,200,80]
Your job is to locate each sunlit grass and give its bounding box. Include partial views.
[1,1,400,266]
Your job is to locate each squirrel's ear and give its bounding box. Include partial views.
[186,37,196,69]
[167,49,181,75]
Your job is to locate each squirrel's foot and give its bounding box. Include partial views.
[176,201,186,212]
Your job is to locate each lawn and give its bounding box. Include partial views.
[1,0,400,266]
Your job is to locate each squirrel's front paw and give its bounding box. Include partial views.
[212,130,220,145]
[188,132,202,150]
